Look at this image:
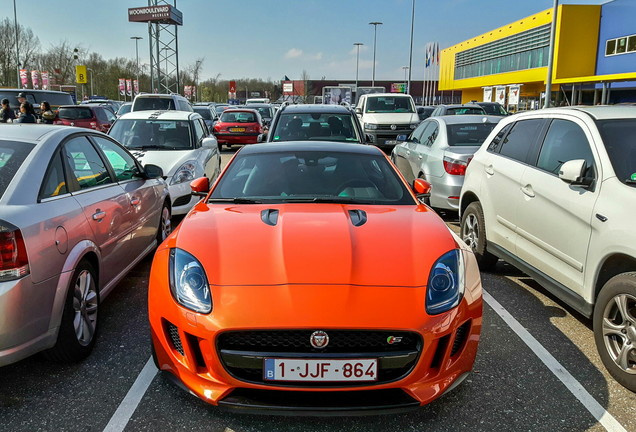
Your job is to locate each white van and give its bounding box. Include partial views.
[246,98,270,105]
[355,93,420,147]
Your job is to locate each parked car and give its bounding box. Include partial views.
[267,104,367,144]
[54,105,117,133]
[430,104,486,117]
[0,125,170,367]
[213,104,230,117]
[244,103,275,126]
[108,110,221,215]
[149,142,483,413]
[416,106,435,121]
[131,93,193,112]
[0,88,74,117]
[475,102,508,116]
[355,93,420,148]
[459,106,636,392]
[192,105,218,131]
[213,108,263,148]
[116,102,132,117]
[392,115,501,211]
[81,99,120,114]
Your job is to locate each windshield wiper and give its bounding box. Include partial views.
[625,179,636,185]
[128,145,163,150]
[282,196,363,204]
[207,197,262,204]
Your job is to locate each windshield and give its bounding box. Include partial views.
[365,96,414,114]
[272,113,361,143]
[117,104,132,116]
[211,150,414,205]
[447,123,499,146]
[109,119,193,150]
[193,107,212,120]
[133,97,174,111]
[215,105,229,115]
[58,107,93,120]
[0,141,35,199]
[597,119,636,186]
[480,104,507,115]
[254,107,272,120]
[220,111,257,123]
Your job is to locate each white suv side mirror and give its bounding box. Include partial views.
[559,159,592,186]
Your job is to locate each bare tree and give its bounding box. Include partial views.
[0,18,40,87]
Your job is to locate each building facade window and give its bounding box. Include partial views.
[454,24,550,80]
[605,34,636,56]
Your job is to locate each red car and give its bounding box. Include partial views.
[54,105,116,133]
[213,109,263,148]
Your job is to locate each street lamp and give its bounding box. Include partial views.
[407,0,415,95]
[354,43,363,101]
[13,0,20,88]
[131,36,142,95]
[402,66,409,93]
[87,68,94,96]
[369,22,383,87]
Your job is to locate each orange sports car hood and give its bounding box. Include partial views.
[172,203,457,287]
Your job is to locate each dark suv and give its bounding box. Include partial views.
[267,104,368,144]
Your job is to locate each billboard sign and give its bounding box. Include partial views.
[483,87,493,102]
[391,83,406,93]
[128,5,183,25]
[322,86,352,105]
[283,83,293,93]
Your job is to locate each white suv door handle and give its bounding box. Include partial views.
[521,185,535,198]
[485,164,494,175]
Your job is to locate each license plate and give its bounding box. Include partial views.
[263,358,377,382]
[384,140,399,145]
[229,127,245,132]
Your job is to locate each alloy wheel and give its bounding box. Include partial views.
[72,270,98,346]
[602,293,636,374]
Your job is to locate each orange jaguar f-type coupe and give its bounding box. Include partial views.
[148,142,483,415]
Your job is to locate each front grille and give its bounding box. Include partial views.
[166,321,184,356]
[451,321,471,357]
[172,194,192,207]
[216,330,422,387]
[376,124,412,131]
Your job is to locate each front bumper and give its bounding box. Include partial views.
[365,130,413,147]
[148,248,482,414]
[168,182,200,216]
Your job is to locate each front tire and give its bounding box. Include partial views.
[156,202,171,245]
[593,273,636,392]
[44,261,99,362]
[460,201,498,271]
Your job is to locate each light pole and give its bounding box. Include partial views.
[354,42,363,101]
[87,68,94,96]
[131,36,142,95]
[544,0,558,108]
[369,22,383,87]
[402,66,409,93]
[407,0,415,95]
[13,0,20,88]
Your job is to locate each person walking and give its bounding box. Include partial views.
[40,101,56,124]
[0,98,16,123]
[15,101,37,123]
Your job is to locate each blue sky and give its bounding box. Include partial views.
[3,0,608,82]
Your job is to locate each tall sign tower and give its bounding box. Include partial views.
[128,1,183,94]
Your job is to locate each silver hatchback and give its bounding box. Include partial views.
[0,124,170,366]
[391,115,501,211]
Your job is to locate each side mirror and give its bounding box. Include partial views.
[355,107,362,115]
[559,159,593,187]
[143,164,164,179]
[202,137,217,147]
[413,178,432,196]
[190,177,210,197]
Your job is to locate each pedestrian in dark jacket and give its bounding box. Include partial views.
[0,98,16,123]
[15,101,36,123]
[40,101,56,124]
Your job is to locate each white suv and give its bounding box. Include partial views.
[459,106,636,392]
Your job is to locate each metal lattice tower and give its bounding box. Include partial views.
[147,0,180,94]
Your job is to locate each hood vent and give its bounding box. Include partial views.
[260,209,279,226]
[348,209,367,227]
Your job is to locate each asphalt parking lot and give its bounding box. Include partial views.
[1,147,634,432]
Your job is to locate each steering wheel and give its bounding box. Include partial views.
[335,179,376,196]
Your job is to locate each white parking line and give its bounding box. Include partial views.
[103,357,157,432]
[483,290,627,432]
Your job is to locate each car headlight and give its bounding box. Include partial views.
[169,248,212,314]
[410,123,419,129]
[170,161,197,185]
[426,249,465,315]
[364,123,378,130]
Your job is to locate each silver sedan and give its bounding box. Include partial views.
[0,124,170,366]
[391,115,501,211]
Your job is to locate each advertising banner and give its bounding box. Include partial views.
[20,69,28,88]
[495,86,506,104]
[133,79,139,96]
[31,70,40,89]
[282,83,293,93]
[184,85,192,99]
[391,83,406,93]
[119,79,125,96]
[508,85,520,105]
[42,71,49,90]
[322,86,352,105]
[126,79,133,97]
[483,87,493,102]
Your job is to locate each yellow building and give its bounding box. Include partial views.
[439,2,636,107]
